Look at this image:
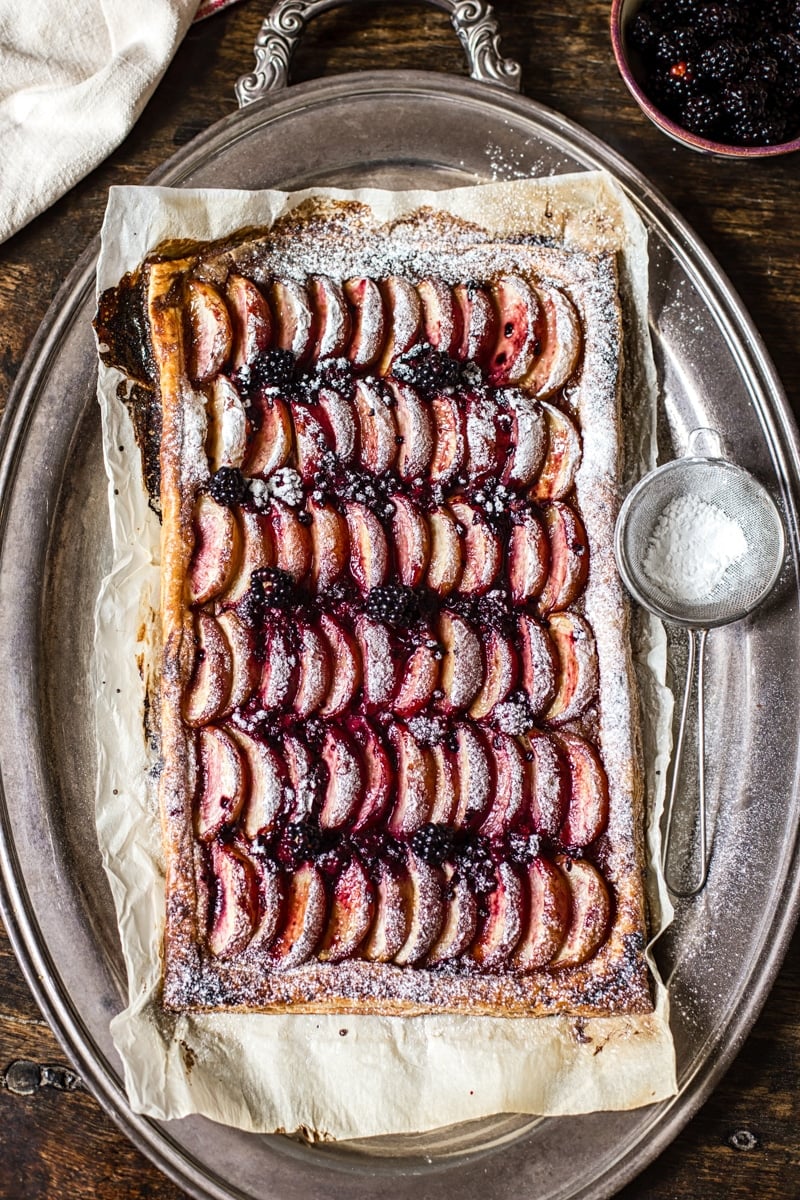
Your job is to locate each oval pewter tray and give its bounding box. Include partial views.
[1,2,800,1199]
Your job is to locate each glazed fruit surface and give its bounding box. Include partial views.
[182,270,612,976]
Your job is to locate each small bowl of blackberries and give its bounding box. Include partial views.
[611,0,800,156]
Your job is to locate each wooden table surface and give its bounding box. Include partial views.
[0,2,798,1197]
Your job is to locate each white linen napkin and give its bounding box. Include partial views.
[0,0,203,245]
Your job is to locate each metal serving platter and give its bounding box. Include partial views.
[1,3,800,1198]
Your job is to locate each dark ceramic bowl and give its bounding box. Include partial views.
[610,0,800,157]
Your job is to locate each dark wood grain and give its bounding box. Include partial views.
[0,2,798,1197]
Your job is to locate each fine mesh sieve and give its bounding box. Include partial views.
[615,428,786,896]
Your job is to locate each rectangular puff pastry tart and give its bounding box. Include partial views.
[96,197,652,1019]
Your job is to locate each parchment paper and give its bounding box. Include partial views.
[94,173,677,1139]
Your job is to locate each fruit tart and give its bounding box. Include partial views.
[95,197,652,1018]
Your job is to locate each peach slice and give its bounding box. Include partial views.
[426,507,464,596]
[206,374,247,472]
[283,734,319,819]
[487,275,542,386]
[508,508,550,605]
[207,842,257,958]
[429,742,460,824]
[308,275,351,359]
[389,381,434,481]
[318,613,362,718]
[464,391,499,479]
[187,279,232,383]
[438,610,483,713]
[319,725,363,829]
[308,498,348,593]
[249,862,284,952]
[511,856,571,971]
[468,628,518,720]
[393,849,445,966]
[554,731,610,848]
[538,500,590,614]
[429,393,466,483]
[502,391,547,487]
[350,718,394,830]
[236,735,288,838]
[362,862,413,962]
[517,613,558,716]
[387,724,435,835]
[355,615,398,709]
[470,862,523,969]
[527,730,570,838]
[271,862,327,969]
[291,401,329,482]
[479,732,528,838]
[426,862,477,965]
[293,622,331,718]
[453,722,493,829]
[354,379,398,474]
[270,499,312,581]
[188,494,241,606]
[449,499,502,595]
[317,386,357,464]
[345,501,389,592]
[416,277,463,357]
[543,612,599,724]
[258,626,297,711]
[530,401,582,502]
[183,613,232,726]
[392,494,431,588]
[217,610,259,715]
[220,509,273,607]
[551,856,611,968]
[226,274,272,372]
[270,278,313,361]
[317,856,375,962]
[244,394,293,479]
[392,643,439,717]
[195,726,246,840]
[453,282,497,365]
[377,276,422,375]
[344,277,386,368]
[522,287,583,399]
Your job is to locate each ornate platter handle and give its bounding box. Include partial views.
[235,0,521,106]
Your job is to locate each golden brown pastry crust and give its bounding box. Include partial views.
[109,199,651,1018]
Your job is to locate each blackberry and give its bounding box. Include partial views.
[410,823,454,867]
[730,110,789,143]
[353,829,405,875]
[207,466,247,507]
[719,81,767,123]
[250,348,296,390]
[745,54,781,87]
[249,566,296,610]
[654,26,699,64]
[455,837,496,895]
[391,344,463,395]
[695,3,739,40]
[279,818,325,867]
[365,584,419,626]
[698,38,749,82]
[315,356,355,398]
[681,92,722,134]
[506,831,542,868]
[629,11,662,53]
[649,61,699,112]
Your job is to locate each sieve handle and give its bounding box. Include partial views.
[663,626,710,897]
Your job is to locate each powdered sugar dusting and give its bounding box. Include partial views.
[643,494,748,604]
